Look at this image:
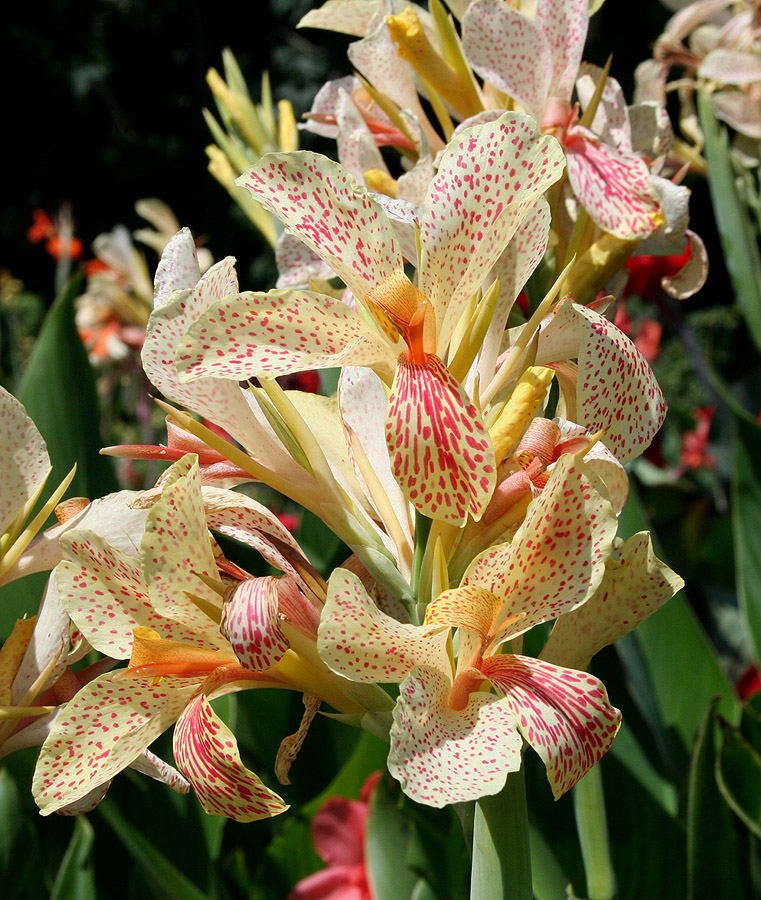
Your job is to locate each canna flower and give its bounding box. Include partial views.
[462,0,663,239]
[33,455,387,820]
[318,455,622,806]
[174,112,565,525]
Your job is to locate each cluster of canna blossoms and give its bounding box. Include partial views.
[1,0,693,821]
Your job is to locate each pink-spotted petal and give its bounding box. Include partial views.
[318,568,450,683]
[220,577,289,671]
[0,386,51,537]
[33,672,202,815]
[535,0,589,103]
[419,113,565,352]
[424,585,500,639]
[388,665,522,807]
[131,748,190,793]
[387,355,496,525]
[541,531,683,671]
[202,487,313,590]
[177,289,393,383]
[237,153,402,302]
[576,65,632,151]
[698,49,761,86]
[564,126,661,239]
[482,654,621,798]
[174,694,288,822]
[57,530,212,659]
[141,456,225,644]
[462,0,551,120]
[464,454,618,637]
[334,87,388,182]
[537,301,667,464]
[554,417,629,514]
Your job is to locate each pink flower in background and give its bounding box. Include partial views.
[680,406,716,471]
[289,774,380,900]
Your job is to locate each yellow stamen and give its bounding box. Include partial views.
[364,168,398,198]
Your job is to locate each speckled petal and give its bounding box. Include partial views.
[541,531,683,671]
[33,672,202,815]
[535,0,589,103]
[576,64,632,151]
[174,694,288,822]
[0,386,51,537]
[482,655,621,798]
[334,87,388,181]
[537,301,667,464]
[387,355,496,525]
[221,577,289,672]
[564,127,661,239]
[388,665,522,807]
[237,153,401,302]
[177,289,393,384]
[202,487,312,589]
[464,454,618,639]
[318,568,450,683]
[419,113,564,352]
[462,0,551,120]
[554,418,628,514]
[141,456,225,644]
[424,585,500,639]
[58,530,211,659]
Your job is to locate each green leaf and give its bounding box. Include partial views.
[528,824,570,900]
[98,800,213,900]
[618,482,739,750]
[732,412,761,665]
[17,273,118,501]
[698,90,761,354]
[686,700,747,900]
[716,717,761,840]
[49,817,97,900]
[0,768,23,878]
[366,775,425,900]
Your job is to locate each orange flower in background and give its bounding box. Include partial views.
[28,209,83,262]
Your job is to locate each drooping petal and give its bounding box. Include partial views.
[464,454,618,639]
[388,665,522,807]
[0,385,51,537]
[419,113,565,352]
[462,0,551,120]
[141,456,225,644]
[541,531,683,671]
[318,568,450,683]
[33,673,202,815]
[564,126,661,240]
[221,577,290,672]
[537,301,667,464]
[173,693,288,822]
[177,289,394,384]
[237,153,402,302]
[482,654,621,798]
[387,355,496,525]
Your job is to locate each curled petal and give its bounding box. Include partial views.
[482,655,621,798]
[221,577,290,671]
[424,585,500,640]
[661,231,708,299]
[174,694,288,822]
[388,665,522,807]
[130,748,191,793]
[275,693,321,785]
[319,568,450,683]
[387,355,496,525]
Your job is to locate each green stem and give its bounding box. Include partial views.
[410,510,432,622]
[573,764,616,900]
[470,770,532,900]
